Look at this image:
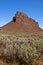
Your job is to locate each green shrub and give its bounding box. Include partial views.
[14,42,40,65]
[0,34,43,65]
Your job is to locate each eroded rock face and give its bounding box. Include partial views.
[13,12,38,25]
[13,12,28,22]
[12,12,40,31]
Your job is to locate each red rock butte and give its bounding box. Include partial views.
[1,12,42,33]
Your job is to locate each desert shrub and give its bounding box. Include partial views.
[13,42,40,65]
[0,36,43,65]
[1,41,14,63]
[33,39,43,55]
[0,40,3,46]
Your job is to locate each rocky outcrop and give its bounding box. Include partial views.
[1,12,42,33]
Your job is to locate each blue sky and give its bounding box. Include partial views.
[0,0,43,29]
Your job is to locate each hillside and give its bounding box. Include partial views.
[1,12,42,33]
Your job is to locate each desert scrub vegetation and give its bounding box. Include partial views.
[0,40,3,46]
[33,39,43,55]
[0,34,43,65]
[13,41,43,65]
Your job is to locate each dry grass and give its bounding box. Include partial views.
[0,33,43,65]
